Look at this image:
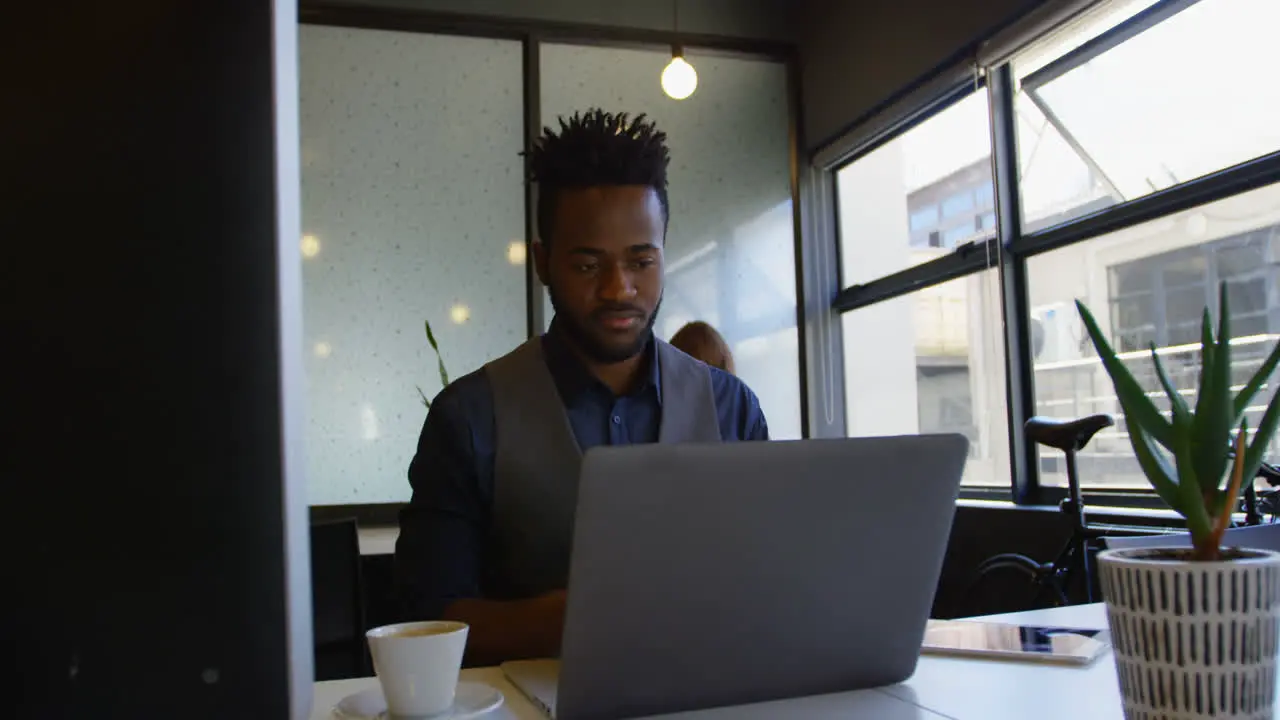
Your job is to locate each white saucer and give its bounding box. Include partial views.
[332,681,504,719]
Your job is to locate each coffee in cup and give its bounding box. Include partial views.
[366,620,469,717]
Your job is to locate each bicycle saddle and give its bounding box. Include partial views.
[1259,461,1280,486]
[1025,414,1115,452]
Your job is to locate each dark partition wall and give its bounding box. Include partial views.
[7,1,312,717]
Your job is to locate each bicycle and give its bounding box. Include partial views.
[961,414,1114,614]
[1240,454,1280,525]
[962,414,1280,617]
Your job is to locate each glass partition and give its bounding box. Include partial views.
[539,43,802,439]
[299,26,525,504]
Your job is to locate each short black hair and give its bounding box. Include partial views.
[526,109,671,247]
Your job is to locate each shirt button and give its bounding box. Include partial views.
[611,415,621,425]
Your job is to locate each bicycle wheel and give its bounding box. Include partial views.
[961,553,1067,617]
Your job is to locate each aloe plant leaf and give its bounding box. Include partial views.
[1170,410,1213,542]
[1151,342,1190,418]
[1191,287,1232,494]
[1076,300,1173,448]
[416,385,432,409]
[1235,339,1280,422]
[1241,380,1280,486]
[1123,411,1185,515]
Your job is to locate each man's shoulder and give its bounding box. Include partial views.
[429,366,493,419]
[705,366,768,441]
[706,365,762,409]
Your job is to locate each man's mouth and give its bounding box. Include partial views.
[596,313,643,331]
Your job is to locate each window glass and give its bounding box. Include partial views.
[837,90,994,285]
[841,271,1011,487]
[299,26,525,504]
[942,192,975,218]
[943,224,975,248]
[1027,184,1280,490]
[1015,0,1280,231]
[540,43,802,439]
[910,206,939,232]
[976,184,995,207]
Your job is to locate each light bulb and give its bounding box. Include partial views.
[662,55,697,100]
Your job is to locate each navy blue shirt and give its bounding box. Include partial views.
[395,324,769,619]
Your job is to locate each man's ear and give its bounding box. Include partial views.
[533,240,550,287]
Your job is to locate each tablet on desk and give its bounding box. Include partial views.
[921,620,1110,665]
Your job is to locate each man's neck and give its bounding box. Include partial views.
[554,325,650,396]
[586,352,646,397]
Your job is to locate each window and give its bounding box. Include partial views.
[976,184,995,208]
[826,0,1280,506]
[942,224,975,248]
[1015,0,1280,231]
[1027,184,1280,490]
[1108,231,1277,352]
[910,206,940,232]
[540,43,802,439]
[298,26,525,504]
[837,89,995,285]
[942,191,975,218]
[840,272,1011,487]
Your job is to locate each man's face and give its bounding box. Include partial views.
[535,185,665,364]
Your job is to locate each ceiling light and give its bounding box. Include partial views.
[662,46,697,100]
[300,234,320,258]
[450,303,471,325]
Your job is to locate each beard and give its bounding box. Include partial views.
[547,284,663,365]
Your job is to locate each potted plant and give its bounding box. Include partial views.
[1077,284,1280,720]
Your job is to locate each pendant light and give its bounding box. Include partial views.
[661,1,697,100]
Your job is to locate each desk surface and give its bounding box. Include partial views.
[308,603,1270,719]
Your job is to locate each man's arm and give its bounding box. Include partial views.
[394,375,567,666]
[395,379,489,623]
[440,591,566,667]
[708,367,770,441]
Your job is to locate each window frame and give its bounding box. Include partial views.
[820,0,1280,508]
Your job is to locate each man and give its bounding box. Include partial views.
[394,109,769,666]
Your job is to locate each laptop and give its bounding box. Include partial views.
[502,434,969,719]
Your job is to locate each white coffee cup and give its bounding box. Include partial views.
[366,620,469,717]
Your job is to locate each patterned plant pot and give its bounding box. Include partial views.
[1097,547,1280,720]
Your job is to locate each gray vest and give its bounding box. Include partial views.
[481,336,721,599]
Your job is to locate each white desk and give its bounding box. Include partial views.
[310,603,1271,719]
[311,667,947,719]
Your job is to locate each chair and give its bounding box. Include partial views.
[1102,523,1280,552]
[310,517,368,680]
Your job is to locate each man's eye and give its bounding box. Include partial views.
[631,258,657,270]
[574,263,598,273]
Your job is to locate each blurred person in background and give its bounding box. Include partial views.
[670,321,735,374]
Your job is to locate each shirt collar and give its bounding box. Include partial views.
[541,317,662,405]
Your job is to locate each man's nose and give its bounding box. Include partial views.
[598,263,637,302]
